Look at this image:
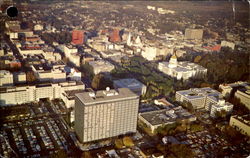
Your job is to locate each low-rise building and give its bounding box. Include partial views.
[67,68,81,81]
[58,44,77,56]
[176,87,234,118]
[88,60,115,74]
[185,29,203,40]
[141,46,157,61]
[138,106,196,133]
[13,72,26,84]
[0,70,13,86]
[113,78,146,96]
[235,86,250,110]
[61,89,85,122]
[32,65,67,82]
[158,54,207,80]
[230,114,250,136]
[221,40,235,50]
[219,81,249,98]
[0,81,85,106]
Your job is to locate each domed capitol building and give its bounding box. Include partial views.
[158,54,207,80]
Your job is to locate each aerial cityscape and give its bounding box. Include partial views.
[0,0,249,157]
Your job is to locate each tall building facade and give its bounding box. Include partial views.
[185,29,203,40]
[72,30,84,45]
[109,29,121,43]
[74,88,139,143]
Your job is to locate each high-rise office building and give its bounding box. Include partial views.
[74,88,139,143]
[109,29,121,43]
[72,30,84,45]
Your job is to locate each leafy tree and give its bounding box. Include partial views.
[168,144,194,158]
[193,55,202,63]
[50,150,67,158]
[122,136,134,147]
[26,71,37,82]
[81,151,92,158]
[222,125,246,145]
[91,74,113,90]
[80,63,94,80]
[114,139,123,149]
[190,123,203,132]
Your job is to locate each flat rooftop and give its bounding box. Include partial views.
[140,106,195,126]
[232,114,250,126]
[64,89,86,99]
[114,78,145,89]
[176,87,221,99]
[75,88,139,106]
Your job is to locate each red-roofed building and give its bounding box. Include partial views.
[109,29,121,43]
[204,44,221,52]
[72,30,84,45]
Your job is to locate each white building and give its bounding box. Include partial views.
[230,114,250,136]
[219,81,250,110]
[42,51,62,62]
[0,70,13,86]
[69,53,81,67]
[68,68,82,81]
[158,54,207,80]
[221,40,235,50]
[88,60,115,74]
[219,81,249,98]
[210,99,234,117]
[235,86,250,110]
[113,78,146,96]
[0,81,85,106]
[34,24,43,31]
[13,72,26,84]
[18,47,44,56]
[138,106,196,133]
[141,46,157,61]
[58,44,77,57]
[176,87,234,118]
[32,65,67,82]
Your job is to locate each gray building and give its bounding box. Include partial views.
[74,88,139,143]
[113,78,147,96]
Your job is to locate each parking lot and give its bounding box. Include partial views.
[0,100,81,158]
[172,130,249,157]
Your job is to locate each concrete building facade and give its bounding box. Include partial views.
[0,81,85,106]
[230,115,250,136]
[74,88,139,143]
[185,29,203,40]
[88,60,115,74]
[0,70,13,86]
[113,78,146,96]
[176,87,234,118]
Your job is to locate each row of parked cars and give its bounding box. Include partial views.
[36,126,54,150]
[24,128,41,153]
[12,128,27,155]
